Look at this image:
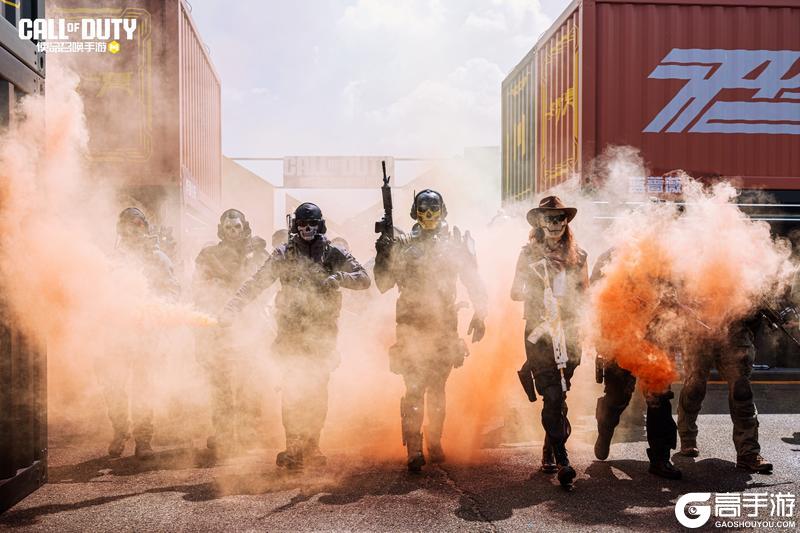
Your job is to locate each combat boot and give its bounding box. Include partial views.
[679,439,699,457]
[107,431,129,458]
[134,439,155,460]
[276,435,304,470]
[736,454,773,474]
[540,438,557,474]
[647,448,682,480]
[554,443,576,490]
[594,428,613,461]
[406,432,425,473]
[304,436,327,468]
[427,439,446,464]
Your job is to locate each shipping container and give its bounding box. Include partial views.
[0,0,47,515]
[501,0,800,202]
[53,0,222,264]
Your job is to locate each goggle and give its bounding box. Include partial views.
[296,219,320,227]
[544,213,567,223]
[416,203,441,212]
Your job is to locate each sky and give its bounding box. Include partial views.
[188,0,572,159]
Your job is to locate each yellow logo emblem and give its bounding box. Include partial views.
[108,41,121,54]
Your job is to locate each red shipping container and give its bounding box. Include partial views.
[503,0,800,199]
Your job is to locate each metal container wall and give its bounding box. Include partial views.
[179,2,222,210]
[502,0,800,201]
[0,1,47,513]
[501,49,536,202]
[53,0,222,258]
[0,0,45,95]
[591,0,800,189]
[536,7,580,193]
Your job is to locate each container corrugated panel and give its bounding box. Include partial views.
[520,0,800,194]
[179,1,221,207]
[501,49,536,202]
[0,0,45,93]
[591,0,800,189]
[536,7,580,194]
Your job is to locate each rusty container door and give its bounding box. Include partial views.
[0,0,47,515]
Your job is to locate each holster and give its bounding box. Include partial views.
[517,361,537,402]
[595,354,605,384]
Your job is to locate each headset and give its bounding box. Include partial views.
[409,189,447,220]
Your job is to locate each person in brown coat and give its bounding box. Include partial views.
[511,196,588,490]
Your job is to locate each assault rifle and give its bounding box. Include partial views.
[374,161,393,241]
[527,258,570,392]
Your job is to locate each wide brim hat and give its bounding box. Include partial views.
[526,195,577,226]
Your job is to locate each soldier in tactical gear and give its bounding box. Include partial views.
[99,207,180,460]
[222,202,370,469]
[677,316,772,473]
[592,248,682,480]
[374,189,488,472]
[193,209,268,457]
[511,196,587,490]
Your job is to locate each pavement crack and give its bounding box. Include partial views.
[435,465,497,532]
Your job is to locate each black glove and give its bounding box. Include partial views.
[322,272,342,290]
[467,314,486,342]
[375,235,393,257]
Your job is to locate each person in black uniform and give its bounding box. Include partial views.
[193,209,268,457]
[221,202,370,469]
[99,207,180,459]
[511,196,587,490]
[374,189,487,472]
[592,248,682,480]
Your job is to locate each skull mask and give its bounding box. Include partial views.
[415,191,444,231]
[220,210,246,242]
[538,211,567,242]
[293,203,324,242]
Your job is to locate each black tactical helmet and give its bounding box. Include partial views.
[117,207,149,234]
[291,202,327,234]
[409,189,448,220]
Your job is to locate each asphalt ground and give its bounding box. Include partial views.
[1,414,798,532]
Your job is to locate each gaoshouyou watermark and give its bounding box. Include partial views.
[18,18,138,54]
[675,492,796,529]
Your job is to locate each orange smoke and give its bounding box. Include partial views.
[591,237,678,393]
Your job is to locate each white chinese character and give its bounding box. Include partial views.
[97,42,107,53]
[742,492,769,517]
[647,177,664,194]
[770,493,796,517]
[715,493,741,518]
[86,42,96,52]
[629,177,645,194]
[75,42,85,53]
[36,42,46,53]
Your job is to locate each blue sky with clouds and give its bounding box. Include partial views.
[188,0,571,158]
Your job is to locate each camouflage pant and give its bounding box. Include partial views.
[596,361,677,460]
[95,354,153,443]
[677,344,760,457]
[197,331,261,444]
[392,323,465,446]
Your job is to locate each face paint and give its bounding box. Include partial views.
[297,219,320,241]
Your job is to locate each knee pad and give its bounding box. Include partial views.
[732,378,753,402]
